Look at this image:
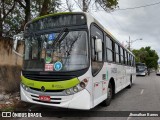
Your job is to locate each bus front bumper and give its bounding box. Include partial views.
[20,84,91,110]
[136,72,146,76]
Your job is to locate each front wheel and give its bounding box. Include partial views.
[102,83,113,106]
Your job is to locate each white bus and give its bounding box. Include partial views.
[17,12,136,110]
[136,63,148,76]
[156,64,160,75]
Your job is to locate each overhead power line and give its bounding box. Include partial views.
[92,1,160,12]
[117,1,160,11]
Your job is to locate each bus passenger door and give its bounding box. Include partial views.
[90,24,104,107]
[92,64,104,106]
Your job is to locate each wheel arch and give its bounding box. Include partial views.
[109,77,115,96]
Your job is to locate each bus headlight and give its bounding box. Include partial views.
[66,89,71,95]
[65,78,89,95]
[22,84,25,88]
[21,83,29,91]
[73,86,78,93]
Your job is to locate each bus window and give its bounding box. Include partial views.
[128,53,131,66]
[125,51,128,65]
[130,55,132,66]
[91,24,104,75]
[133,57,136,67]
[32,39,39,59]
[120,47,124,64]
[115,43,120,63]
[106,36,114,62]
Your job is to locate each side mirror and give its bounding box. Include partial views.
[13,32,24,57]
[95,38,102,52]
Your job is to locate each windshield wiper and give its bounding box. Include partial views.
[53,28,69,46]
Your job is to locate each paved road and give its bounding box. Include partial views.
[16,72,160,120]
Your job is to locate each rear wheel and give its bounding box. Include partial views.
[102,82,113,106]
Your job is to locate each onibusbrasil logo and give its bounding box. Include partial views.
[1,112,42,118]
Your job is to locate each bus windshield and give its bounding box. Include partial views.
[136,63,146,71]
[23,30,88,72]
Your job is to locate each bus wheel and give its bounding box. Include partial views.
[102,82,112,106]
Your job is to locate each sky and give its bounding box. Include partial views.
[67,0,160,61]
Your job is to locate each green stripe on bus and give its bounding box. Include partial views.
[21,76,80,90]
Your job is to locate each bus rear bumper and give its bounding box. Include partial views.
[20,85,91,110]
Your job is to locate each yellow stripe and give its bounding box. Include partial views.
[21,76,79,90]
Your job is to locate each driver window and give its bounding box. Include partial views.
[91,24,104,76]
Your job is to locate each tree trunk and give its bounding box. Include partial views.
[39,0,50,16]
[25,0,31,24]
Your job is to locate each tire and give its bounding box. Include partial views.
[102,82,113,106]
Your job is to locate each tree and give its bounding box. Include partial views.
[39,0,61,16]
[132,47,159,69]
[0,0,61,38]
[65,0,74,12]
[0,0,16,37]
[73,0,119,12]
[16,0,31,25]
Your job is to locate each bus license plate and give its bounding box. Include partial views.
[39,96,51,102]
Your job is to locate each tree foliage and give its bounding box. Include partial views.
[0,0,60,38]
[73,0,119,12]
[0,0,119,38]
[132,47,159,69]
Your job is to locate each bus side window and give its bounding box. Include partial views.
[125,51,127,65]
[128,53,131,66]
[106,36,114,62]
[91,25,103,62]
[115,43,120,63]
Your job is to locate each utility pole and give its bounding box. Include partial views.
[126,36,142,51]
[128,36,131,50]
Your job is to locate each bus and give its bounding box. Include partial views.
[16,12,136,110]
[156,64,160,75]
[136,63,148,76]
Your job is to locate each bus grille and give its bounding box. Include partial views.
[31,95,61,104]
[32,99,61,104]
[22,72,75,81]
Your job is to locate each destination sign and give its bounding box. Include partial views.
[25,14,87,32]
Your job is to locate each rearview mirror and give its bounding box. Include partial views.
[95,38,102,52]
[13,32,24,57]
